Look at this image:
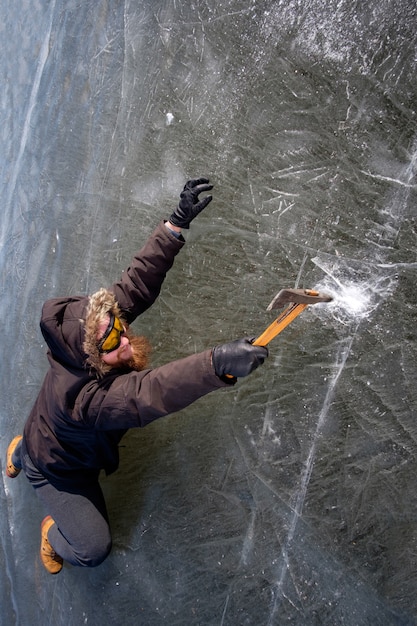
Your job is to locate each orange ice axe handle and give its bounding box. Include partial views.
[253,288,333,347]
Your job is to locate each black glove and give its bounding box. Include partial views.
[169,178,213,229]
[212,338,268,379]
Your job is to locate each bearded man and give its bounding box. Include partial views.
[6,178,268,573]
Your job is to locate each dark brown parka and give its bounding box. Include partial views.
[23,222,229,488]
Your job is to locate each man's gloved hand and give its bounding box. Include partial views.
[169,178,213,229]
[212,338,268,379]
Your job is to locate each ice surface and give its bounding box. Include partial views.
[1,0,417,624]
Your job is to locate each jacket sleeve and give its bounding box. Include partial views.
[76,350,230,430]
[110,221,185,324]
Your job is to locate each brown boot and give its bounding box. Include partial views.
[40,516,64,574]
[6,435,23,478]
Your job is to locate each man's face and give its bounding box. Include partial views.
[97,314,133,368]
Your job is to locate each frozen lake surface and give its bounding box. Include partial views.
[1,1,417,624]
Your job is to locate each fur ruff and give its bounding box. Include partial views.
[83,288,151,376]
[83,288,123,375]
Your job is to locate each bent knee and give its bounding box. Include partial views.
[74,535,112,568]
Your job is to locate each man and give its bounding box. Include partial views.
[6,178,268,574]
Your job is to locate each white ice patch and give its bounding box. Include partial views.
[311,254,396,326]
[333,286,377,326]
[165,112,174,125]
[329,282,372,318]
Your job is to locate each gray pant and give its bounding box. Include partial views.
[15,438,112,567]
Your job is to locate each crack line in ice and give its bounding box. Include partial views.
[1,468,21,621]
[360,169,417,188]
[92,35,118,60]
[1,0,56,248]
[377,262,417,269]
[268,336,354,624]
[84,1,128,292]
[239,507,256,567]
[220,593,230,626]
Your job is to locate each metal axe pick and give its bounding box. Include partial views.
[253,288,333,347]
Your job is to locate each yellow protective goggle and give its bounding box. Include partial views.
[98,314,125,354]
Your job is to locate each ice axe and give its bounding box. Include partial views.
[253,288,333,347]
[223,287,333,379]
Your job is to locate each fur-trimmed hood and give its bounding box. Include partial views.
[40,289,124,377]
[40,296,89,369]
[83,288,125,376]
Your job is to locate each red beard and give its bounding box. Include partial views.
[121,330,152,371]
